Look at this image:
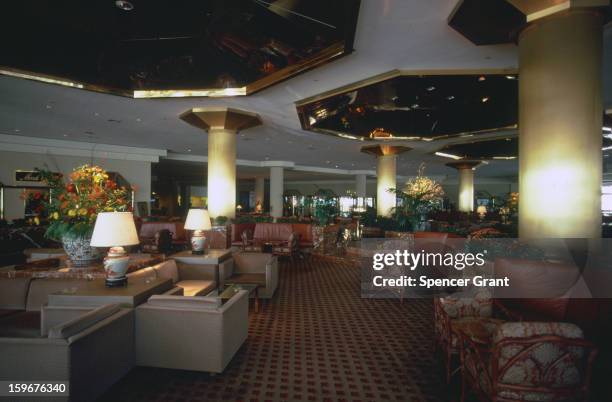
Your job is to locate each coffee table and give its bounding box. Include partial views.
[219,284,261,312]
[48,277,173,308]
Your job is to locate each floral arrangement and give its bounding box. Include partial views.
[388,164,445,231]
[40,165,132,240]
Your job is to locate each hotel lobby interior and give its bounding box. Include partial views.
[1,0,612,401]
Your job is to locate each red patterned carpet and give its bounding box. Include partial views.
[100,256,445,402]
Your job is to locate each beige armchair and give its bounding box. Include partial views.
[135,290,249,373]
[224,252,278,299]
[0,304,134,402]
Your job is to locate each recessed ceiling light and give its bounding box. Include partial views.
[335,165,339,168]
[505,75,516,80]
[94,112,99,116]
[13,129,20,132]
[426,86,436,91]
[478,76,486,82]
[187,149,192,152]
[46,105,52,109]
[446,95,455,101]
[325,161,330,164]
[411,103,419,108]
[115,1,134,11]
[481,97,489,103]
[63,134,68,137]
[136,118,142,122]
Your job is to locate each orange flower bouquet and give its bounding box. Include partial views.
[40,165,132,241]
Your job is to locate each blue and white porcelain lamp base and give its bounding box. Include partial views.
[191,230,207,255]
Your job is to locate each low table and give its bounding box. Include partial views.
[219,284,261,312]
[48,277,173,308]
[170,249,233,291]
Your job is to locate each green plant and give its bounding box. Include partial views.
[312,190,339,226]
[213,216,229,226]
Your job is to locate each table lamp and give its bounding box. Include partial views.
[90,211,140,287]
[184,209,212,254]
[476,205,487,220]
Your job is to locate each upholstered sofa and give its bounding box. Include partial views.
[0,303,134,402]
[0,277,94,337]
[231,222,315,252]
[223,252,279,299]
[135,290,249,373]
[139,221,187,252]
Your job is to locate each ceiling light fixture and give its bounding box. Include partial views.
[435,152,462,160]
[603,127,611,132]
[505,75,516,80]
[446,95,455,100]
[426,86,436,91]
[478,76,486,82]
[492,156,517,160]
[115,1,134,11]
[481,97,489,103]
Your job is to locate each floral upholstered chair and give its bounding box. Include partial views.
[434,288,493,383]
[460,322,597,402]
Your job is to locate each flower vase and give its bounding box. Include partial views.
[62,235,104,267]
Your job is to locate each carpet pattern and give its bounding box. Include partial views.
[100,256,444,402]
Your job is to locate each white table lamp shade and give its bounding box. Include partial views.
[90,212,140,247]
[184,209,212,231]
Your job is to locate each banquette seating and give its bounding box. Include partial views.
[231,222,312,257]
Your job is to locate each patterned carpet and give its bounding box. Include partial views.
[100,256,446,402]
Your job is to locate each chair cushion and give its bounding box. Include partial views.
[48,304,121,339]
[0,278,32,310]
[152,260,179,283]
[147,295,221,309]
[176,280,216,296]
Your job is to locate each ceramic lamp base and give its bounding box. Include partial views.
[191,230,207,255]
[104,246,130,288]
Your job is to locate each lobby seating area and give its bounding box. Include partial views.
[2,0,612,401]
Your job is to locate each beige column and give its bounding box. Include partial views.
[518,10,603,238]
[179,107,262,219]
[269,166,284,218]
[254,176,265,211]
[361,145,411,217]
[447,162,481,213]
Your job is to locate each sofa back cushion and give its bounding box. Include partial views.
[152,260,179,283]
[147,295,221,309]
[127,266,158,283]
[292,223,313,243]
[48,303,121,339]
[26,279,86,312]
[253,223,293,242]
[0,278,32,309]
[232,223,256,242]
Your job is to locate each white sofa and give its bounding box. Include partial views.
[135,290,248,373]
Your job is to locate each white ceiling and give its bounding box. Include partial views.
[0,0,610,182]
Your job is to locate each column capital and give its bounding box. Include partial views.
[360,145,411,157]
[180,107,262,132]
[446,161,482,171]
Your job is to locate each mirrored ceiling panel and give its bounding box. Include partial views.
[296,72,518,141]
[0,0,360,97]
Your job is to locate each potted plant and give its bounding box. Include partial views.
[40,165,132,266]
[388,164,444,233]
